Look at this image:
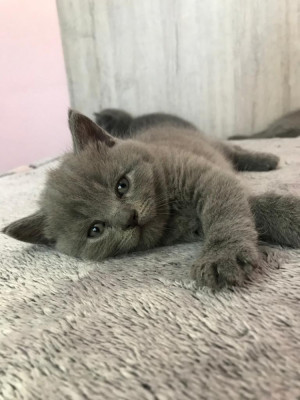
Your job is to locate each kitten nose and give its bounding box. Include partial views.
[125,209,139,229]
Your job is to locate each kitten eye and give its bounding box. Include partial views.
[116,177,129,197]
[87,222,105,238]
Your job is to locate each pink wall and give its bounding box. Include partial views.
[0,0,70,173]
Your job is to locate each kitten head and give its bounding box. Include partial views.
[3,110,169,260]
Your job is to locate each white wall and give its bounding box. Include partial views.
[57,0,300,139]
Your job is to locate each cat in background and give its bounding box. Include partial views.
[229,109,300,139]
[3,109,300,290]
[95,108,300,140]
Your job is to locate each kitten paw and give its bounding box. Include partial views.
[255,153,279,171]
[191,244,259,290]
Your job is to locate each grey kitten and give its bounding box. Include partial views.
[3,110,300,289]
[229,109,300,139]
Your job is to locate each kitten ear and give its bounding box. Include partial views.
[68,109,116,153]
[2,211,52,245]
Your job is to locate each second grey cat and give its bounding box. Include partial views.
[3,110,300,289]
[229,109,300,139]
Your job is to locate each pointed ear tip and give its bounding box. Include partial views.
[68,108,75,120]
[68,108,82,120]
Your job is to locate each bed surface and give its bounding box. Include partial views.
[1,139,300,400]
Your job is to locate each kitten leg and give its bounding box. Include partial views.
[190,166,260,289]
[249,193,300,248]
[218,143,279,171]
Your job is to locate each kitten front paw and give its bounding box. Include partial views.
[255,153,280,171]
[191,244,259,290]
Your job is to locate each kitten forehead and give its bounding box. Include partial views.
[43,150,115,212]
[41,139,153,219]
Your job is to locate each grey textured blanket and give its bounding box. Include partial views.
[1,139,300,400]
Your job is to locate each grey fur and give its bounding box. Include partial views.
[229,109,300,139]
[3,110,300,289]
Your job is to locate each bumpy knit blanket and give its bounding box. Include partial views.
[0,138,300,400]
